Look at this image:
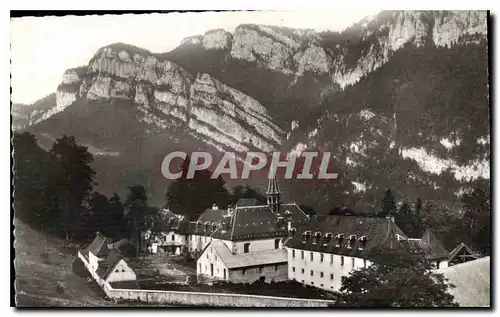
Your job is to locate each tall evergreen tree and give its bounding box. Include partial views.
[380,188,396,217]
[48,135,95,241]
[124,185,148,257]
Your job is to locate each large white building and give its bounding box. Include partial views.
[193,179,310,283]
[285,215,451,292]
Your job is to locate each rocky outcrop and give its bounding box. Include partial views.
[48,44,284,153]
[203,29,233,50]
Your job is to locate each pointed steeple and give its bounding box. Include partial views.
[266,178,281,214]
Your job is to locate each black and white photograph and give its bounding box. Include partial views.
[10,9,491,308]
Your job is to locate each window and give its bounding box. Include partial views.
[310,252,314,261]
[311,282,315,285]
[321,284,324,287]
[320,272,324,278]
[242,269,246,275]
[275,239,280,249]
[301,268,305,274]
[206,253,209,259]
[172,234,175,241]
[215,255,218,261]
[274,265,278,271]
[301,251,304,260]
[363,259,367,268]
[341,256,344,266]
[199,263,201,271]
[351,257,355,268]
[259,267,263,273]
[121,269,125,272]
[320,253,324,263]
[115,269,119,273]
[330,254,333,264]
[244,243,250,253]
[330,273,334,280]
[292,249,295,258]
[310,270,314,276]
[292,267,296,272]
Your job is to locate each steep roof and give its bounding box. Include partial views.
[437,256,490,307]
[285,215,410,258]
[80,232,110,258]
[192,203,309,241]
[448,243,481,262]
[419,229,450,260]
[208,240,287,269]
[95,250,124,280]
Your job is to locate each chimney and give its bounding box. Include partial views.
[212,203,218,210]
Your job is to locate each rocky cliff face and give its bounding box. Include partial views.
[176,11,486,89]
[48,44,284,154]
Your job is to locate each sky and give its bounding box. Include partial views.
[10,10,380,105]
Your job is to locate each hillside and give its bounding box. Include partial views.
[13,218,114,307]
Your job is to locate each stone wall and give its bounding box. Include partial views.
[102,282,334,307]
[229,263,288,283]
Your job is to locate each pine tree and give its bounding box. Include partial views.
[380,188,396,217]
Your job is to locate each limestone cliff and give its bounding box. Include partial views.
[50,44,284,153]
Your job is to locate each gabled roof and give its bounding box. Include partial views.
[449,242,481,261]
[437,256,490,307]
[95,250,124,280]
[207,240,287,269]
[80,232,110,258]
[285,215,410,258]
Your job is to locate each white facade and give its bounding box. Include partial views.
[151,231,187,254]
[286,247,372,291]
[197,244,230,280]
[106,259,137,283]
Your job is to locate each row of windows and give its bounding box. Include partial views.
[291,249,367,267]
[292,267,335,280]
[294,278,334,289]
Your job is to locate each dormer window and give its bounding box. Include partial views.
[324,232,333,244]
[313,232,322,244]
[335,234,344,247]
[284,210,292,221]
[396,234,406,241]
[290,228,297,236]
[347,235,357,249]
[358,236,368,250]
[302,231,312,243]
[277,216,285,227]
[212,223,218,231]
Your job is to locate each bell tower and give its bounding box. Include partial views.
[266,178,281,214]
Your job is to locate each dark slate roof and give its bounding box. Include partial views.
[448,242,481,261]
[419,229,450,260]
[110,239,131,255]
[285,215,410,258]
[191,203,309,241]
[80,232,110,258]
[235,198,259,207]
[95,250,123,280]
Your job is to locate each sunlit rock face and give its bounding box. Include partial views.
[203,29,233,50]
[47,44,284,153]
